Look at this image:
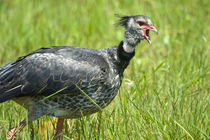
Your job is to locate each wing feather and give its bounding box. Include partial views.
[0,46,109,102]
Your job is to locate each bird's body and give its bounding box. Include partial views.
[0,15,157,140]
[1,43,132,120]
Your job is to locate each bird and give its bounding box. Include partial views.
[0,15,158,140]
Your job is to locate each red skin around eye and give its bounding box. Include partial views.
[141,24,151,30]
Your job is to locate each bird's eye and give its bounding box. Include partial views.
[138,21,145,26]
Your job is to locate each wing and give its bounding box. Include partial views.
[0,46,109,103]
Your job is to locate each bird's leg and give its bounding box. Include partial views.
[55,118,64,140]
[7,119,27,140]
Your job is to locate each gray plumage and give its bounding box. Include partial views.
[0,15,158,122]
[0,44,132,120]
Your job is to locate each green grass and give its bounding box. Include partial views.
[0,0,209,139]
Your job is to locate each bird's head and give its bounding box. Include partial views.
[117,15,158,52]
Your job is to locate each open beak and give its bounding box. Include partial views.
[143,25,158,44]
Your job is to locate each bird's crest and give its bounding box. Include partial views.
[115,14,132,27]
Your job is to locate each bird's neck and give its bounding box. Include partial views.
[116,41,135,70]
[122,38,135,53]
[122,30,140,53]
[107,41,135,76]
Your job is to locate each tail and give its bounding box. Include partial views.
[0,85,22,103]
[0,60,22,103]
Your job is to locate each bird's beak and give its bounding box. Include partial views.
[150,26,158,35]
[142,25,158,44]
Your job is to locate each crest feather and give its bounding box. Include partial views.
[115,15,132,27]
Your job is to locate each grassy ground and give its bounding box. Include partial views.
[0,0,209,139]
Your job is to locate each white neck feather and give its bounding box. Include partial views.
[123,39,135,53]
